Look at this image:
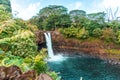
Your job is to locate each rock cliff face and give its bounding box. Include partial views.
[36,31,120,64]
[35,30,46,50]
[35,30,46,44]
[51,31,106,57]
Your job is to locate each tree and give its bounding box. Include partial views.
[84,12,106,36]
[69,10,86,28]
[31,5,71,30]
[0,5,12,22]
[107,20,120,32]
[0,0,12,12]
[39,5,68,17]
[87,12,106,24]
[69,10,86,18]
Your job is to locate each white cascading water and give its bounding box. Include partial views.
[44,32,54,58]
[44,32,67,62]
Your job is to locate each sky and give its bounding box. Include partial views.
[10,0,120,20]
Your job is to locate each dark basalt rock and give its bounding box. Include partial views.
[0,66,53,80]
[35,30,45,44]
[0,65,22,80]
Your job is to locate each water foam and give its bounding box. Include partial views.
[47,54,67,62]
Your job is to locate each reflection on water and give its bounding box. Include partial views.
[48,56,120,80]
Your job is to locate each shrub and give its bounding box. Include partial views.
[59,27,89,39]
[0,51,32,72]
[115,30,120,43]
[59,27,78,38]
[33,49,48,74]
[47,71,61,80]
[0,30,37,57]
[0,5,12,22]
[92,28,102,38]
[76,28,89,39]
[0,49,48,73]
[101,28,115,42]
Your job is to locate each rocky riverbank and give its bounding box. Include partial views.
[0,66,53,80]
[36,30,120,65]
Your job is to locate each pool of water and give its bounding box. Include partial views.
[48,56,120,80]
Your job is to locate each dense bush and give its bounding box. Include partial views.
[115,31,120,43]
[0,4,61,79]
[0,7,38,57]
[59,27,89,39]
[34,49,48,73]
[101,28,115,42]
[107,20,120,32]
[0,5,12,22]
[47,71,61,80]
[0,29,37,57]
[0,49,47,73]
[92,28,103,38]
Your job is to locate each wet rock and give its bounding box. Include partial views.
[0,65,22,80]
[16,70,37,80]
[0,66,53,80]
[7,65,22,80]
[0,66,6,80]
[35,30,45,44]
[36,73,53,80]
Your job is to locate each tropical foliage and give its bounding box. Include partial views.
[0,0,11,12]
[1,1,120,79]
[30,5,120,44]
[30,5,71,30]
[0,5,61,80]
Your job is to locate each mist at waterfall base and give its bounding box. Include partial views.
[44,33,120,80]
[48,56,120,80]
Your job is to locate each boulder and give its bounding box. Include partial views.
[36,73,53,80]
[15,70,37,80]
[0,66,53,80]
[0,65,22,80]
[0,66,6,80]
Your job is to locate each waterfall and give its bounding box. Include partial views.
[44,32,54,58]
[44,32,66,62]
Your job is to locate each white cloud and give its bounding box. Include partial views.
[101,0,120,8]
[75,2,82,9]
[68,1,83,11]
[11,0,41,20]
[99,0,120,19]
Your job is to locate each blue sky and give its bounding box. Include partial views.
[10,0,120,20]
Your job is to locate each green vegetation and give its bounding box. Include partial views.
[30,5,120,44]
[30,5,71,30]
[0,4,60,80]
[0,0,11,12]
[1,1,120,79]
[47,71,61,80]
[106,49,120,55]
[59,27,88,39]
